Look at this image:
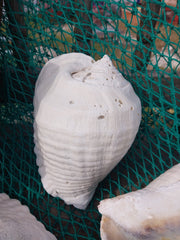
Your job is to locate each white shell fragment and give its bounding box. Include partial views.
[33,53,141,209]
[98,163,180,240]
[0,193,57,240]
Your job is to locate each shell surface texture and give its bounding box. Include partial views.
[33,53,141,210]
[0,193,57,240]
[98,163,180,240]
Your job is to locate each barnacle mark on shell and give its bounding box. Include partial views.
[72,54,127,89]
[82,72,92,82]
[98,115,105,120]
[33,52,142,210]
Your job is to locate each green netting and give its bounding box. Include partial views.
[0,0,180,239]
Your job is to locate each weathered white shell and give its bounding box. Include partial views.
[98,163,180,240]
[33,53,141,209]
[0,193,56,240]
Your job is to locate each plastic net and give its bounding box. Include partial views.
[0,0,179,239]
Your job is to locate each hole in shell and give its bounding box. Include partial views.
[98,115,105,119]
[69,100,74,104]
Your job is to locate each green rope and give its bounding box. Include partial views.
[0,0,179,239]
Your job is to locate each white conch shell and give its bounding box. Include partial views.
[33,53,141,209]
[98,163,180,240]
[0,193,56,240]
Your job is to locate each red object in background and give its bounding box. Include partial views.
[92,4,104,26]
[44,1,70,17]
[165,7,179,25]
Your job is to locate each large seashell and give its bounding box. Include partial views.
[98,163,180,240]
[0,193,56,240]
[33,53,141,209]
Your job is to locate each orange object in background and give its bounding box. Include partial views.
[165,0,177,7]
[121,6,179,27]
[121,8,140,26]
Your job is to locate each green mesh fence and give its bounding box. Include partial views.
[0,0,180,239]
